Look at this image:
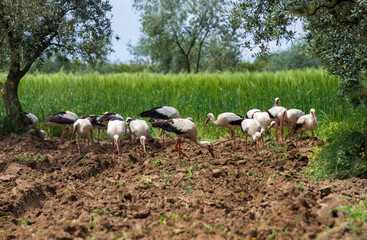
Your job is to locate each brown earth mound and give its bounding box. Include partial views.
[0,133,366,239]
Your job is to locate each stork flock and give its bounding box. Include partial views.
[25,98,317,166]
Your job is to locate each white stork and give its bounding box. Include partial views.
[24,112,45,139]
[274,97,280,106]
[266,106,287,143]
[267,109,305,139]
[83,114,106,141]
[294,108,317,148]
[107,116,127,167]
[249,111,270,150]
[241,119,262,155]
[204,112,244,150]
[71,119,93,154]
[43,111,79,150]
[98,112,123,126]
[126,117,150,153]
[151,118,215,160]
[139,106,180,146]
[246,109,261,119]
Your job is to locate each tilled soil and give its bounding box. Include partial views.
[0,133,366,240]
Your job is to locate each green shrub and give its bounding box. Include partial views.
[305,106,367,179]
[337,196,367,238]
[0,112,13,135]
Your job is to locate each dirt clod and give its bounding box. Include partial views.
[0,133,366,239]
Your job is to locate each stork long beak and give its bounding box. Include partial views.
[142,138,146,153]
[208,148,215,159]
[313,113,317,124]
[274,99,279,106]
[204,117,210,127]
[266,122,275,132]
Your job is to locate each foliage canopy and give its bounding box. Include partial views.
[131,0,241,73]
[231,0,367,103]
[0,0,114,130]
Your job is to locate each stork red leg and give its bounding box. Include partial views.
[112,140,116,167]
[245,132,247,154]
[158,129,164,147]
[231,129,237,151]
[177,139,188,159]
[57,127,68,151]
[77,139,81,155]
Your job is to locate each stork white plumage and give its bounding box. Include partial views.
[267,109,305,138]
[151,118,215,160]
[98,112,123,126]
[139,106,180,146]
[267,106,287,143]
[107,116,127,167]
[139,106,180,119]
[71,119,93,154]
[83,114,106,141]
[43,111,79,150]
[24,112,45,139]
[246,109,261,119]
[241,119,262,155]
[204,112,244,150]
[294,108,317,148]
[250,111,271,150]
[126,117,150,153]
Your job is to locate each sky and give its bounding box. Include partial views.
[108,0,303,63]
[108,0,141,63]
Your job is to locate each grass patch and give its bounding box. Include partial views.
[304,107,367,179]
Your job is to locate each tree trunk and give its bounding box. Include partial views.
[1,71,28,132]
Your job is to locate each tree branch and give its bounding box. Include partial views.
[20,31,59,77]
[172,29,191,72]
[299,0,356,17]
[200,43,228,73]
[195,28,211,73]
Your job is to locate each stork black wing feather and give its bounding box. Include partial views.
[151,120,185,134]
[294,122,305,133]
[139,106,170,119]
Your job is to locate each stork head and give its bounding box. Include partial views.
[200,141,215,158]
[274,97,280,106]
[113,135,119,145]
[260,128,265,136]
[140,136,146,152]
[310,108,317,124]
[266,121,276,132]
[40,130,45,139]
[252,132,261,142]
[204,113,214,127]
[126,117,133,125]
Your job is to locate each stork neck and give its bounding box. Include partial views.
[192,138,206,148]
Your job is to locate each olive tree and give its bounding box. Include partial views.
[0,0,114,131]
[231,0,367,159]
[231,0,367,102]
[131,0,241,73]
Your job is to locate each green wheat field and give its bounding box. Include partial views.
[0,69,356,140]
